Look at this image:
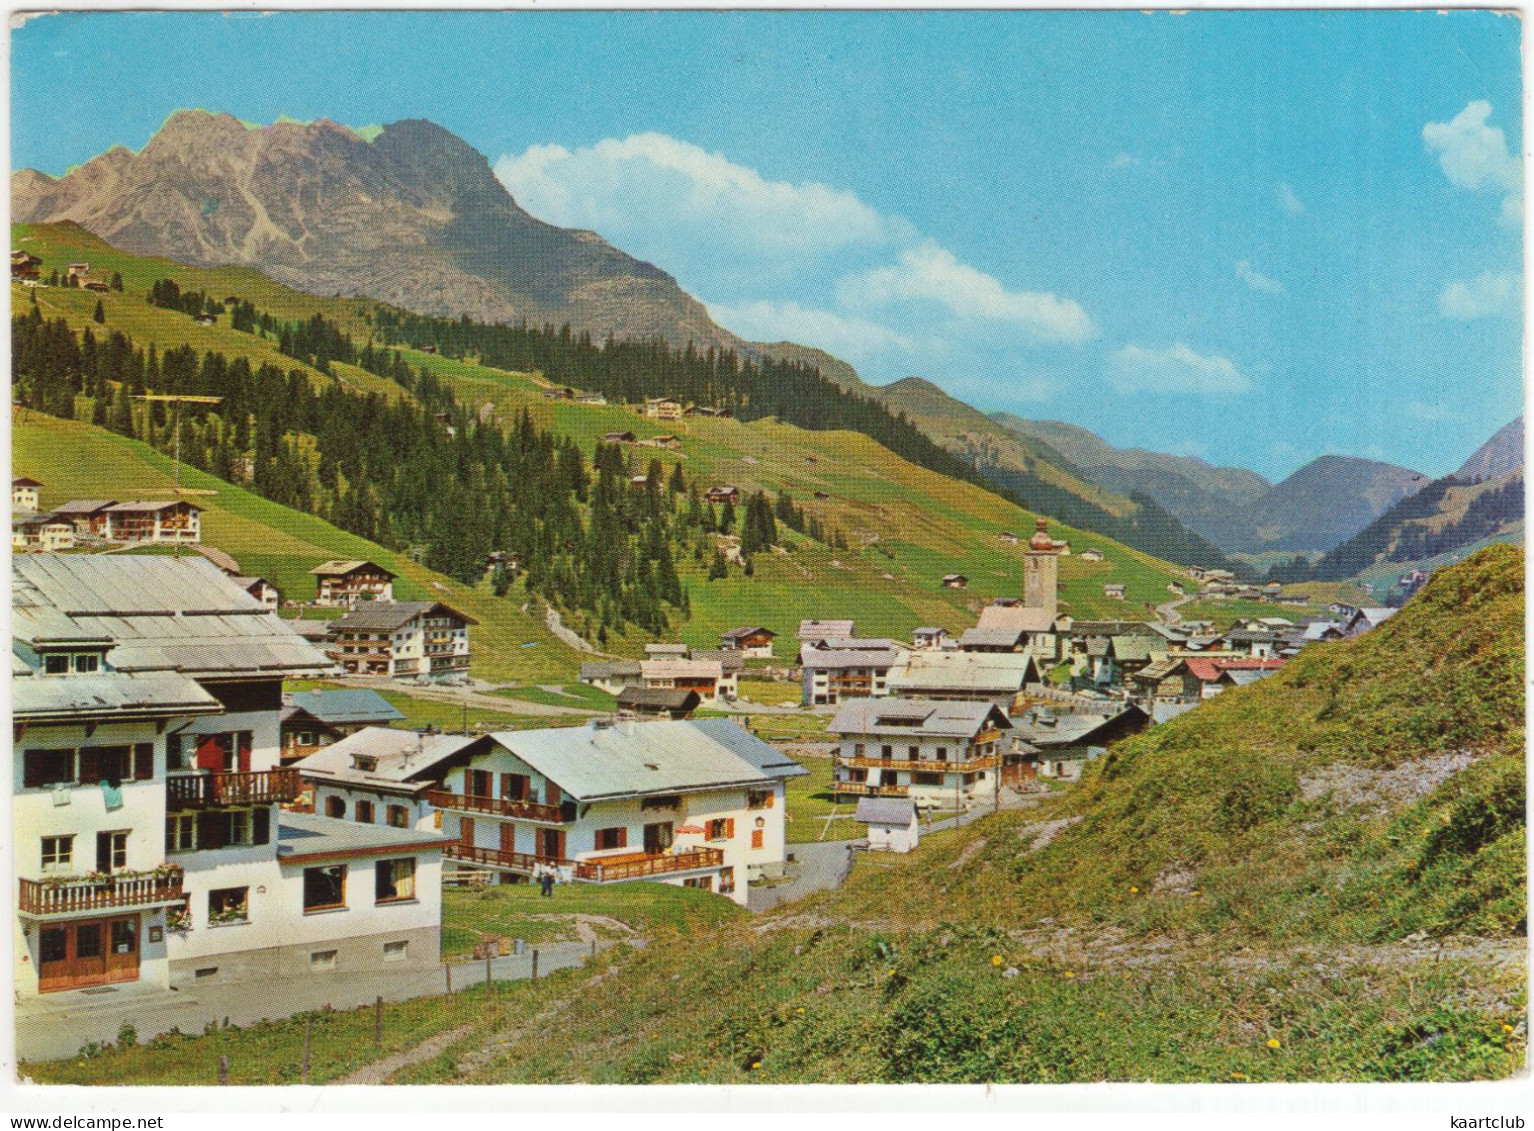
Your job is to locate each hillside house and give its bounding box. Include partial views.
[12,512,76,552]
[830,699,1011,809]
[13,476,41,512]
[1131,656,1284,702]
[428,719,807,905]
[229,576,281,611]
[798,619,856,643]
[616,687,701,720]
[11,250,42,279]
[1012,704,1149,780]
[310,560,396,606]
[719,626,776,658]
[280,689,405,762]
[885,649,1039,708]
[328,601,476,679]
[856,796,919,854]
[650,435,682,451]
[1345,607,1398,636]
[1080,548,1104,563]
[998,531,1020,545]
[705,486,741,506]
[941,573,969,590]
[100,500,202,544]
[577,661,643,696]
[577,392,609,407]
[959,604,1058,657]
[911,627,949,650]
[1301,621,1345,645]
[643,398,684,421]
[1103,583,1127,601]
[685,405,733,418]
[543,386,575,401]
[799,638,902,706]
[295,729,478,832]
[12,555,444,993]
[603,431,637,444]
[642,658,735,703]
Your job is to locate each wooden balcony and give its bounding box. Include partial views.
[574,847,725,883]
[426,789,569,824]
[836,754,997,773]
[832,781,911,798]
[444,843,571,874]
[19,867,185,918]
[166,768,301,809]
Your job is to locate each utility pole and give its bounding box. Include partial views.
[131,394,223,558]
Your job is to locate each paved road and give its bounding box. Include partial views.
[747,839,858,912]
[15,939,619,1064]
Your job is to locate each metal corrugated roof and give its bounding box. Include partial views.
[829,698,1010,739]
[488,719,805,802]
[287,689,404,726]
[886,650,1035,692]
[856,796,916,825]
[799,647,901,669]
[12,555,331,678]
[13,672,222,719]
[293,727,479,789]
[277,811,447,861]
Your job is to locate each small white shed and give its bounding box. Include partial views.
[857,796,920,854]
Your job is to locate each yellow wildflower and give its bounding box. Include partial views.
[1130,886,1139,894]
[796,1007,805,1014]
[1064,971,1076,979]
[1502,1023,1515,1034]
[991,955,1003,967]
[1266,1038,1281,1049]
[886,968,897,977]
[751,1061,762,1070]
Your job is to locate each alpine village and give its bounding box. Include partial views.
[8,110,1525,1087]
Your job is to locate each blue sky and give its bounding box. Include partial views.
[12,10,1523,481]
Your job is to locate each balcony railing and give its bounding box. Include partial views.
[19,866,185,917]
[167,769,301,809]
[832,782,911,797]
[836,754,998,773]
[574,847,725,883]
[444,843,572,874]
[426,789,569,824]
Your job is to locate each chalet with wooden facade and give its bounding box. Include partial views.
[12,476,41,512]
[705,486,742,506]
[1012,704,1150,781]
[295,728,478,833]
[642,398,684,421]
[12,511,76,552]
[12,555,444,995]
[829,699,1011,809]
[309,560,396,607]
[885,649,1039,708]
[616,686,701,719]
[429,719,806,906]
[327,601,476,679]
[719,625,775,658]
[103,500,203,544]
[280,689,405,762]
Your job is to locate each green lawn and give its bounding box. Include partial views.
[286,680,544,733]
[441,880,746,961]
[735,677,803,707]
[783,755,863,844]
[490,683,617,712]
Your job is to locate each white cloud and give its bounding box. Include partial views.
[836,242,1096,343]
[1437,269,1521,320]
[1423,101,1522,225]
[1276,183,1305,216]
[705,299,918,358]
[1235,259,1284,294]
[495,133,897,263]
[1403,401,1465,424]
[1108,343,1251,396]
[1109,152,1140,169]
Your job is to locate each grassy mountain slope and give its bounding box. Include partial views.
[32,549,1524,1084]
[11,411,582,682]
[14,223,1200,652]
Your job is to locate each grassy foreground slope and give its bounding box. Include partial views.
[30,549,1525,1084]
[10,411,581,683]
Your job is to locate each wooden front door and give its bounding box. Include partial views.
[36,914,140,992]
[536,828,565,860]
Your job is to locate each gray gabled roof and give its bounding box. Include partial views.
[12,555,331,679]
[856,796,916,826]
[332,601,477,632]
[277,811,447,863]
[293,727,479,794]
[310,559,396,578]
[486,718,805,803]
[886,649,1036,693]
[828,697,1011,739]
[287,689,404,726]
[12,670,223,721]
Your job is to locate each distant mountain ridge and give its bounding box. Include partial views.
[989,413,1431,555]
[1456,417,1523,482]
[12,110,749,353]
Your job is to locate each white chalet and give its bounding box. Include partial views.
[328,601,476,679]
[11,555,446,996]
[798,638,902,706]
[429,719,807,906]
[296,728,479,833]
[830,698,1011,809]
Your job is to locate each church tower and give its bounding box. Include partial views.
[1023,516,1059,620]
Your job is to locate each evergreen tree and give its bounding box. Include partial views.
[708,549,728,580]
[92,299,105,324]
[110,272,123,292]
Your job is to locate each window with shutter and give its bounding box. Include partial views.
[751,830,764,849]
[726,818,735,839]
[133,743,154,780]
[23,749,73,788]
[77,747,102,784]
[252,807,271,845]
[197,810,228,851]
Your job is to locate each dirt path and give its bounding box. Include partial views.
[332,1024,477,1086]
[329,675,594,718]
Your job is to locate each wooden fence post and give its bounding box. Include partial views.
[485,953,492,990]
[590,939,597,957]
[532,949,539,980]
[218,1055,229,1085]
[445,961,452,995]
[302,1017,311,1085]
[375,995,383,1047]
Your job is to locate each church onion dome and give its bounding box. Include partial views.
[1029,517,1056,551]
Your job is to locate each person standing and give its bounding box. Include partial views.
[540,866,555,898]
